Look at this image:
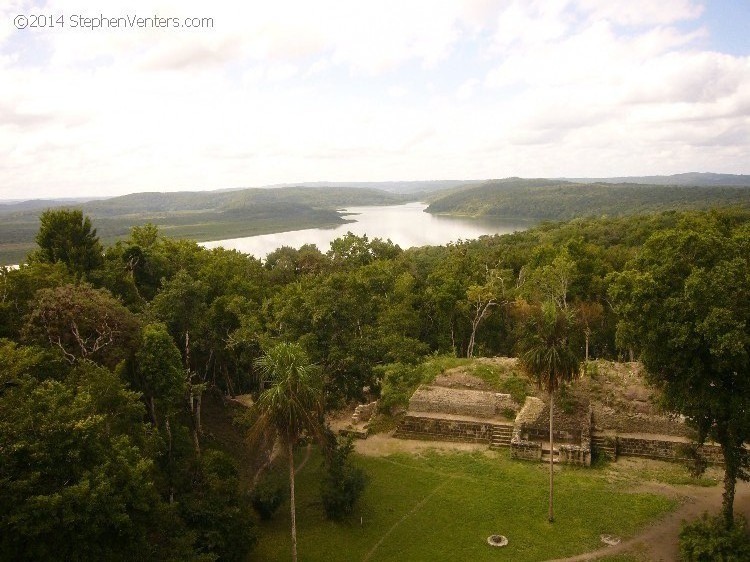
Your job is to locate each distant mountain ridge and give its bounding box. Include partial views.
[561,172,750,187]
[2,173,747,208]
[0,186,415,265]
[425,178,750,220]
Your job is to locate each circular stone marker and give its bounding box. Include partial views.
[600,534,621,546]
[487,535,508,547]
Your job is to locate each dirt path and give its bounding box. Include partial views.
[353,432,488,457]
[548,479,750,562]
[350,430,750,562]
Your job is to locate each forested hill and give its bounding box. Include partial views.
[0,186,412,265]
[78,185,413,216]
[425,178,750,220]
[563,172,750,187]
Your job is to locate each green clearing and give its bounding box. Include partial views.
[250,449,677,562]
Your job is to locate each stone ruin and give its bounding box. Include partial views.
[394,384,518,446]
[338,400,378,439]
[384,358,730,467]
[352,401,377,424]
[510,396,592,466]
[393,384,592,465]
[407,385,516,419]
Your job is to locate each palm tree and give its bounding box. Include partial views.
[517,301,582,523]
[250,342,324,562]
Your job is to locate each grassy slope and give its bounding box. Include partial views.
[425,179,750,220]
[250,449,676,562]
[0,186,411,265]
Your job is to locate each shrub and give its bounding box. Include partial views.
[320,437,368,520]
[497,373,530,405]
[377,362,424,414]
[676,443,708,479]
[679,513,750,561]
[250,475,287,521]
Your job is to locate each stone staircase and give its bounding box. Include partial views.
[591,434,617,461]
[540,446,560,463]
[489,424,514,449]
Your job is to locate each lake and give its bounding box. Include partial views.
[202,202,532,259]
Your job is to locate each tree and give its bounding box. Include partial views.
[0,357,201,560]
[610,219,750,527]
[151,270,208,455]
[23,283,140,368]
[466,268,512,358]
[0,261,73,340]
[249,343,325,562]
[527,249,577,311]
[575,301,605,362]
[517,301,582,523]
[34,209,103,276]
[320,435,367,520]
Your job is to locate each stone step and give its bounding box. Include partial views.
[489,425,513,449]
[591,435,617,460]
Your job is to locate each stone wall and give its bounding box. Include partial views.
[597,433,724,464]
[408,385,498,418]
[593,407,694,438]
[521,426,582,444]
[352,401,377,424]
[395,414,512,444]
[510,440,541,461]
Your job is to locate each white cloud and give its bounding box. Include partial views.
[0,0,748,199]
[577,0,704,26]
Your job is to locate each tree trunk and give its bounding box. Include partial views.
[189,393,201,456]
[467,301,496,358]
[223,363,235,398]
[584,333,589,362]
[165,417,174,503]
[195,393,202,435]
[721,442,738,528]
[148,395,158,426]
[288,440,298,562]
[549,390,555,523]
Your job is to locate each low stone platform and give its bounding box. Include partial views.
[395,411,514,445]
[408,385,516,419]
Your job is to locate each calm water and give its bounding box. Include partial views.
[202,202,532,259]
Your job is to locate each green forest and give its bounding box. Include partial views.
[2,205,750,560]
[0,186,413,266]
[425,178,750,219]
[4,177,750,266]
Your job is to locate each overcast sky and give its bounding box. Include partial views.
[1,0,749,199]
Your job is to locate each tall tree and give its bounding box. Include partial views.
[610,218,750,527]
[466,268,512,358]
[22,283,140,368]
[517,301,582,523]
[249,343,324,562]
[576,301,605,362]
[34,209,103,276]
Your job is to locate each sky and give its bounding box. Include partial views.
[1,0,749,199]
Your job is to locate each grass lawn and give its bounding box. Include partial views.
[249,449,677,562]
